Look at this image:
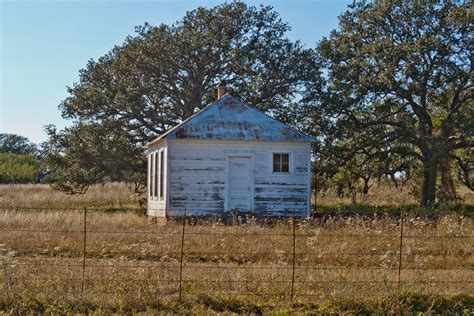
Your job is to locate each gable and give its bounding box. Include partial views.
[147,94,316,147]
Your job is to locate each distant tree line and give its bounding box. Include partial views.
[0,134,45,184]
[30,1,473,206]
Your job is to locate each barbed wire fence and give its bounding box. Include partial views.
[0,205,473,307]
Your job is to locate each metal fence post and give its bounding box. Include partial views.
[81,206,87,296]
[290,209,296,302]
[49,231,54,287]
[178,208,186,301]
[398,209,404,291]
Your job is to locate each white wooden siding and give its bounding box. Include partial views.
[165,140,311,217]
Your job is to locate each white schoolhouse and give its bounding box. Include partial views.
[146,85,315,217]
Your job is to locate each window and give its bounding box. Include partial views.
[154,153,159,197]
[149,150,165,199]
[148,154,152,197]
[150,153,155,197]
[159,150,164,199]
[273,153,289,173]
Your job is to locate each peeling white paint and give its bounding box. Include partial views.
[148,140,312,217]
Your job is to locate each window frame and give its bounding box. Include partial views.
[149,152,155,198]
[159,149,165,200]
[271,152,291,175]
[148,153,152,197]
[154,152,159,198]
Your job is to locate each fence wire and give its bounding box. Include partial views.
[1,206,473,304]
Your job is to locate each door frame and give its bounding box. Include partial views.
[224,154,255,212]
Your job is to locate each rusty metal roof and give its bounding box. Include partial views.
[147,94,316,147]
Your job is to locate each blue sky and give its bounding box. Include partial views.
[1,0,351,143]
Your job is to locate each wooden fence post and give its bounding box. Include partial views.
[178,208,186,301]
[397,209,404,291]
[81,207,87,296]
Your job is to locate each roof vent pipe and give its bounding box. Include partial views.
[217,80,226,99]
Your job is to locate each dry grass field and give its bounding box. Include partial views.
[0,183,144,210]
[2,181,473,211]
[1,183,473,313]
[315,181,474,210]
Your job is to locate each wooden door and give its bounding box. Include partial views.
[228,156,252,211]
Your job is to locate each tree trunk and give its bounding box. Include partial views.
[439,157,457,206]
[421,158,437,208]
[361,176,372,202]
[348,181,357,205]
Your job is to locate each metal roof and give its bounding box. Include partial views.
[147,94,316,147]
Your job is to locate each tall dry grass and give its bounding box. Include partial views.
[314,182,474,220]
[0,183,144,209]
[316,180,474,206]
[0,209,472,313]
[0,182,473,312]
[1,181,472,212]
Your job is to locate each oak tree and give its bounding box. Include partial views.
[59,1,315,144]
[48,1,317,193]
[309,0,472,207]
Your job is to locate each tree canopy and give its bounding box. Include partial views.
[47,1,319,193]
[0,133,38,156]
[60,1,317,144]
[44,124,146,194]
[0,153,40,184]
[305,0,472,207]
[0,134,41,184]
